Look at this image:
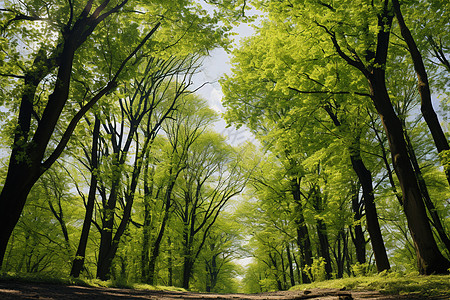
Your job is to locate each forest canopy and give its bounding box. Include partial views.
[0,0,449,294]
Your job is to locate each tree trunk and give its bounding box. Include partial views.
[310,185,332,279]
[369,72,450,273]
[0,29,78,268]
[327,2,450,273]
[403,125,450,253]
[71,117,100,277]
[182,254,194,289]
[350,183,367,264]
[147,179,176,285]
[141,161,155,282]
[350,135,390,272]
[323,103,388,270]
[0,171,38,268]
[286,244,296,287]
[392,0,450,186]
[268,252,283,291]
[167,236,173,286]
[316,219,332,279]
[291,178,313,283]
[96,176,120,280]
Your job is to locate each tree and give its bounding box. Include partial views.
[223,0,450,274]
[0,0,245,268]
[94,56,200,280]
[174,132,251,289]
[142,94,217,285]
[0,0,157,267]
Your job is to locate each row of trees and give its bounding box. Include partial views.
[1,0,449,293]
[221,0,450,292]
[0,0,252,292]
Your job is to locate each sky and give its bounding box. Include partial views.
[192,13,261,146]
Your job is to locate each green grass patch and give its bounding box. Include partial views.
[289,272,450,297]
[0,272,186,292]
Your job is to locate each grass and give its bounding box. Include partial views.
[0,272,187,292]
[289,272,450,297]
[1,271,450,297]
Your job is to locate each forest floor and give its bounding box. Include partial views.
[0,281,448,300]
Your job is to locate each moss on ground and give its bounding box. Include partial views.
[0,272,186,292]
[289,272,450,297]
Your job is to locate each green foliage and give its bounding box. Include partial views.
[290,273,450,297]
[304,257,327,283]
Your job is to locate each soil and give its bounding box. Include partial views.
[0,281,447,300]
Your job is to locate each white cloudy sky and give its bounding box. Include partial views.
[192,15,260,146]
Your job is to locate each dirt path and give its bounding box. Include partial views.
[0,281,446,299]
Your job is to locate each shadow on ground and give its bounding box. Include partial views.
[0,281,447,299]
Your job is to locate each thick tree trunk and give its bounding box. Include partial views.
[0,170,38,268]
[403,126,450,253]
[369,73,450,273]
[71,117,100,277]
[182,251,194,289]
[392,0,450,186]
[96,177,120,280]
[327,2,450,273]
[0,31,78,268]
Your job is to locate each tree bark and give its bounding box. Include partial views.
[286,244,296,287]
[323,105,389,271]
[349,135,390,272]
[325,2,450,274]
[403,124,450,253]
[71,116,100,277]
[350,182,367,264]
[392,0,450,186]
[291,178,313,283]
[312,188,332,279]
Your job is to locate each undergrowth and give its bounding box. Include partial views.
[289,271,450,297]
[0,272,186,292]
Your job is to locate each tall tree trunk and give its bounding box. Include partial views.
[286,244,296,287]
[291,178,313,283]
[326,2,450,273]
[312,188,332,279]
[392,0,450,186]
[334,230,344,279]
[167,236,173,286]
[292,253,302,284]
[403,124,450,253]
[0,173,38,268]
[323,105,388,271]
[147,179,176,285]
[0,32,78,268]
[369,74,449,273]
[141,161,155,282]
[350,182,367,264]
[182,238,194,290]
[350,134,390,272]
[71,116,100,277]
[268,252,283,291]
[96,173,121,280]
[316,219,332,279]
